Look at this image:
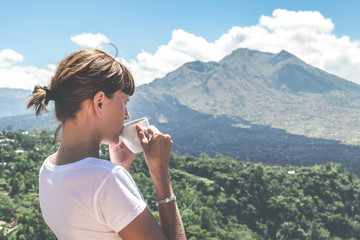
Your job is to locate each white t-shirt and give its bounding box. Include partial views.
[39,157,147,240]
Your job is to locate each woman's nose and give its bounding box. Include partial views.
[125,107,130,120]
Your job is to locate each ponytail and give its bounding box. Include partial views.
[27,84,62,142]
[27,85,56,116]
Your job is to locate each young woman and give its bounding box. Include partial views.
[27,49,186,240]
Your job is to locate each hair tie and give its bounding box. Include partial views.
[44,86,56,101]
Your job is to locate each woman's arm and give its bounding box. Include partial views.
[118,207,168,240]
[109,137,136,171]
[151,168,185,239]
[110,138,169,239]
[125,125,186,240]
[112,126,186,239]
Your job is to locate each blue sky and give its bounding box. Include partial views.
[1,0,360,89]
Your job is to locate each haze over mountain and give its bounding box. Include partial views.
[1,48,360,174]
[0,88,31,118]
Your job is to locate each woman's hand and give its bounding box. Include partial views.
[136,125,172,176]
[109,137,136,171]
[136,125,186,240]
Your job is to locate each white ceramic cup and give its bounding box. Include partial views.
[120,118,150,153]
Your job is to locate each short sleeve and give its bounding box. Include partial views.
[97,167,147,233]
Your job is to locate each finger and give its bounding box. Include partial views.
[136,125,150,148]
[165,135,173,145]
[146,125,160,135]
[163,134,171,139]
[109,140,120,151]
[119,139,132,152]
[109,137,127,152]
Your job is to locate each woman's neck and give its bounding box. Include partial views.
[52,112,101,165]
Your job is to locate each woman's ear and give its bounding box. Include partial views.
[93,91,105,115]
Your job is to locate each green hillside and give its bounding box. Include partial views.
[1,130,360,239]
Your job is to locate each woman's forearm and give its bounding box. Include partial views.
[151,170,186,240]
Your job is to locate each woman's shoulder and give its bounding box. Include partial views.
[41,156,127,178]
[80,157,128,175]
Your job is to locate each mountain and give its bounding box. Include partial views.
[0,88,32,117]
[141,48,360,145]
[1,48,360,174]
[127,48,360,174]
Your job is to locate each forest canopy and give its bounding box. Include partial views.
[0,130,360,240]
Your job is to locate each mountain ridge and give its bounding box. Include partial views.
[1,48,360,174]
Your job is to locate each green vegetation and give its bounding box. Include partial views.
[1,130,360,239]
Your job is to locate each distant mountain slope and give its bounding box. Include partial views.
[0,88,31,117]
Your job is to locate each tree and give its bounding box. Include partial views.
[0,194,16,222]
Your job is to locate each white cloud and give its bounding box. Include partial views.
[0,64,55,89]
[125,9,360,86]
[0,33,111,90]
[0,49,24,68]
[70,33,111,48]
[259,9,334,33]
[0,49,54,89]
[3,10,360,90]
